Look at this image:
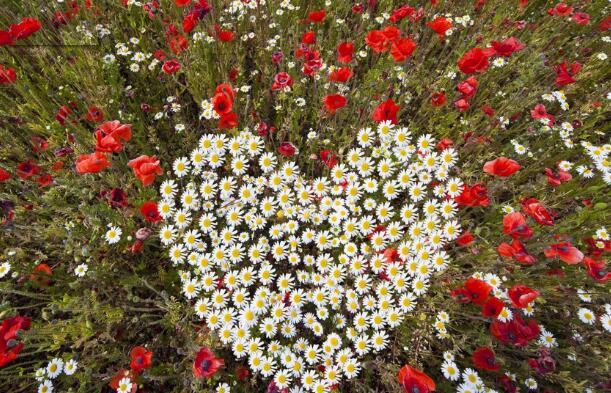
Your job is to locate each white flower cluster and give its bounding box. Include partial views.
[159,122,460,390]
[581,142,611,184]
[35,357,78,393]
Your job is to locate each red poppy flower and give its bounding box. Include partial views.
[218,30,235,42]
[430,92,445,107]
[36,174,53,187]
[100,188,128,209]
[452,278,492,305]
[140,201,162,223]
[236,366,249,381]
[583,257,610,283]
[521,198,555,226]
[389,5,415,23]
[436,138,453,150]
[272,72,293,90]
[278,142,296,157]
[457,76,478,98]
[193,347,224,379]
[16,160,41,179]
[323,94,347,113]
[554,61,581,87]
[390,38,417,62]
[427,17,452,38]
[127,155,162,186]
[544,242,584,264]
[472,347,500,372]
[162,59,181,74]
[167,33,188,56]
[454,98,470,112]
[337,42,354,63]
[308,10,326,23]
[381,26,401,41]
[490,37,525,57]
[215,83,235,102]
[599,16,611,31]
[218,112,238,129]
[9,17,42,41]
[0,315,30,368]
[0,65,16,84]
[0,30,13,46]
[30,263,52,285]
[320,149,338,168]
[508,285,538,308]
[544,167,572,187]
[0,168,10,182]
[458,47,491,74]
[530,103,555,126]
[397,365,435,393]
[497,239,537,265]
[329,67,352,82]
[86,105,104,122]
[502,212,533,239]
[372,98,400,124]
[301,31,315,45]
[484,157,521,177]
[365,30,391,53]
[547,2,573,16]
[76,152,110,174]
[491,314,540,347]
[455,183,489,207]
[455,231,474,246]
[482,297,505,318]
[95,121,132,153]
[175,0,191,6]
[130,346,153,373]
[212,92,233,115]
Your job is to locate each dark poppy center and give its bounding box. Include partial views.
[201,359,211,371]
[136,357,143,365]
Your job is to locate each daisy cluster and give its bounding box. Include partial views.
[158,122,461,390]
[35,357,78,393]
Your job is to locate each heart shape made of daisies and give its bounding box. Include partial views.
[158,122,462,391]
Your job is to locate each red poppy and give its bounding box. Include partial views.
[212,92,233,116]
[236,366,249,381]
[0,168,10,182]
[218,112,238,129]
[482,297,505,318]
[75,152,110,174]
[183,13,198,33]
[472,347,500,372]
[0,65,16,84]
[308,10,326,23]
[490,37,525,57]
[455,231,474,246]
[301,31,315,45]
[36,174,53,187]
[427,17,452,38]
[16,160,41,179]
[95,121,132,153]
[452,278,492,305]
[502,212,533,239]
[9,17,42,41]
[175,0,191,6]
[390,38,417,62]
[544,242,584,264]
[193,347,224,379]
[100,188,128,209]
[491,314,540,347]
[140,201,162,223]
[127,155,162,186]
[381,26,401,42]
[397,365,435,393]
[572,12,590,25]
[508,285,538,308]
[365,30,391,53]
[329,67,352,83]
[320,149,338,168]
[130,346,153,373]
[31,136,49,153]
[599,16,611,31]
[583,257,610,283]
[430,92,445,107]
[162,59,181,74]
[372,98,400,124]
[218,30,235,42]
[436,138,453,150]
[554,61,581,87]
[278,142,296,157]
[497,239,537,265]
[457,47,491,74]
[454,98,470,112]
[323,94,347,113]
[389,5,415,23]
[455,183,489,207]
[483,157,521,177]
[0,30,13,46]
[337,42,354,63]
[521,198,555,226]
[547,2,573,16]
[272,72,293,90]
[530,103,555,126]
[86,105,104,122]
[30,263,52,285]
[457,76,478,98]
[0,315,30,368]
[544,167,572,187]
